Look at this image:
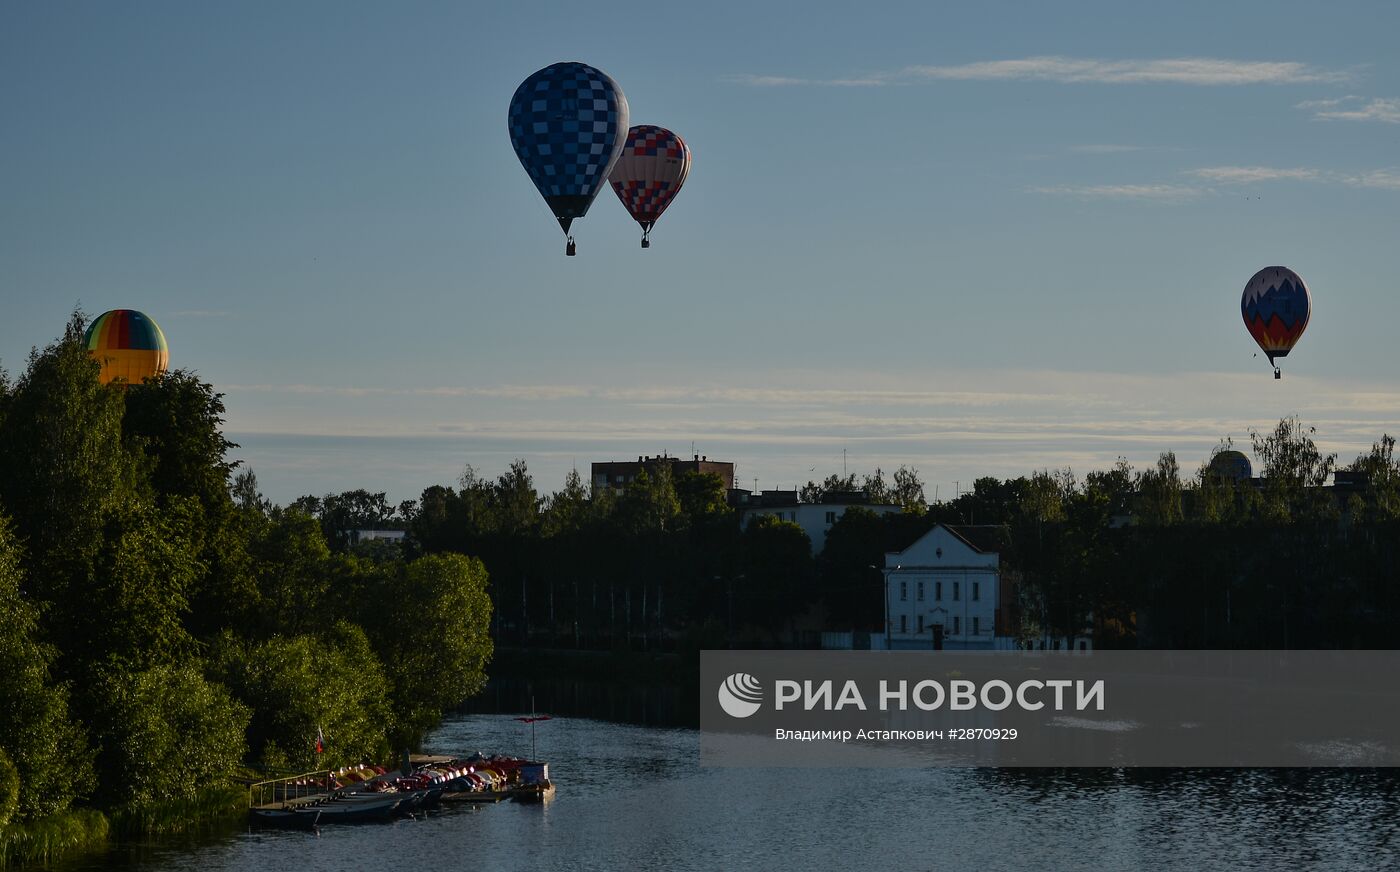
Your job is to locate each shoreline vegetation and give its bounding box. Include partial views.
[5,315,1400,865]
[0,314,493,867]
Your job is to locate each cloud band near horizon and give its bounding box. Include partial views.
[727,56,1349,88]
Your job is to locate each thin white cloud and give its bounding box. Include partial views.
[1295,96,1357,109]
[730,57,1348,88]
[1186,166,1320,183]
[1341,169,1400,190]
[903,57,1342,86]
[1298,96,1400,123]
[1068,144,1149,154]
[1026,183,1204,202]
[1032,165,1400,200]
[221,368,1400,502]
[1182,165,1400,190]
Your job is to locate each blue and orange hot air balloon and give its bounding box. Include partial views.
[1241,266,1310,379]
[609,125,692,248]
[508,62,629,256]
[84,309,169,385]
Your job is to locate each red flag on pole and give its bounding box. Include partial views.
[315,725,325,754]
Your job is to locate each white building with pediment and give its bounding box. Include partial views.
[884,524,1012,650]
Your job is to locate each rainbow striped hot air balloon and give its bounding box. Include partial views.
[84,309,169,386]
[1241,266,1310,379]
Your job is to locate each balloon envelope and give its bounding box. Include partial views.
[608,125,691,240]
[84,309,169,385]
[1241,266,1310,364]
[507,62,629,236]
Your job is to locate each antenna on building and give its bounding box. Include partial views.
[754,477,759,493]
[843,447,847,477]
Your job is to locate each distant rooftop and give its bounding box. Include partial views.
[943,524,1011,554]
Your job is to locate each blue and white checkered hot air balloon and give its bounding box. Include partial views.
[508,62,629,256]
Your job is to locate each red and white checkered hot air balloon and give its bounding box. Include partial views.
[608,125,692,248]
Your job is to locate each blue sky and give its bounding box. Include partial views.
[3,1,1398,504]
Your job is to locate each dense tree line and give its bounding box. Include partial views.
[402,418,1400,654]
[0,315,492,833]
[406,461,792,648]
[813,419,1400,648]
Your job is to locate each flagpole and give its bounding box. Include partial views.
[531,694,537,761]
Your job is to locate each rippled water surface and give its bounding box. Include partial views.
[50,713,1400,871]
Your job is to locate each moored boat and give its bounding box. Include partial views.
[250,806,322,829]
[310,795,402,823]
[510,780,556,803]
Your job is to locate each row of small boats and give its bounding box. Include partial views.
[249,754,554,828]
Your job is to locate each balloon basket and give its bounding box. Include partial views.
[641,238,650,249]
[1274,368,1281,380]
[566,238,576,257]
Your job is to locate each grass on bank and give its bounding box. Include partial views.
[109,784,249,838]
[0,809,109,868]
[0,783,249,868]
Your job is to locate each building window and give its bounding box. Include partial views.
[825,511,836,524]
[900,581,907,602]
[917,615,924,633]
[953,616,960,635]
[900,615,907,633]
[935,581,942,601]
[917,581,924,601]
[953,581,960,601]
[973,616,980,635]
[973,581,980,601]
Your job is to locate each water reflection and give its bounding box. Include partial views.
[462,673,698,728]
[47,714,1400,871]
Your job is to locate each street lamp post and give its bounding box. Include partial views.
[873,563,901,650]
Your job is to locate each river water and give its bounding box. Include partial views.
[48,711,1400,871]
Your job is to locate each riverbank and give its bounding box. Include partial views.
[0,785,247,868]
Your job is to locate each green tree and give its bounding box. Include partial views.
[0,515,93,820]
[364,554,494,744]
[1348,435,1400,520]
[231,468,271,516]
[740,515,813,641]
[541,468,591,537]
[248,508,331,637]
[1021,469,1073,523]
[85,663,249,809]
[1137,452,1184,526]
[493,460,541,537]
[294,489,398,553]
[616,467,681,534]
[75,499,204,675]
[1252,417,1336,521]
[890,465,927,512]
[675,471,730,527]
[799,473,858,503]
[0,312,141,617]
[815,507,889,631]
[0,748,17,828]
[211,624,392,771]
[122,371,237,514]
